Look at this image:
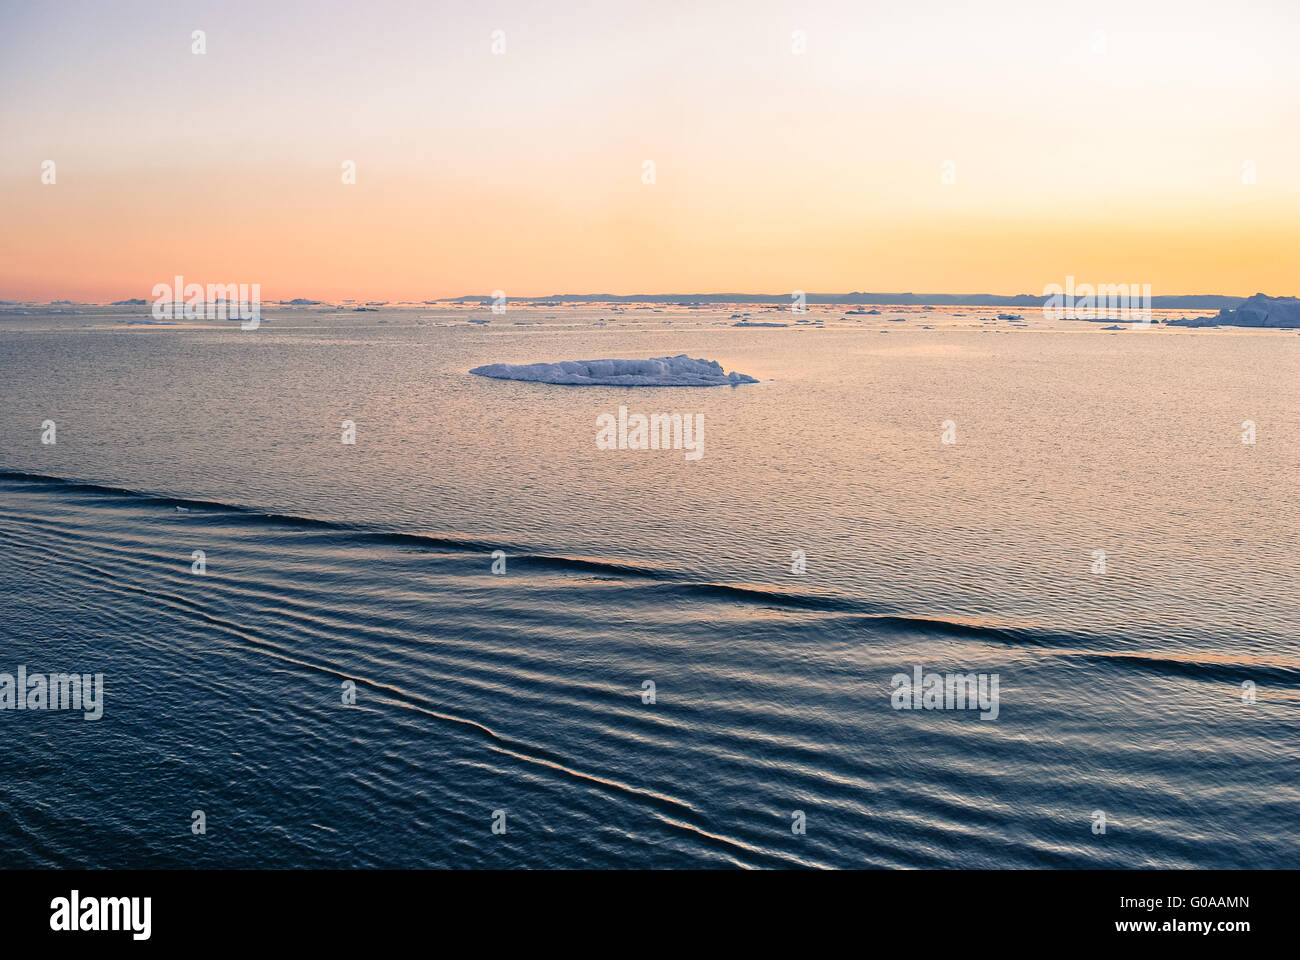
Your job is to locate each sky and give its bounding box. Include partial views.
[1,0,1298,301]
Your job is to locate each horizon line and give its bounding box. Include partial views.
[3,291,1286,307]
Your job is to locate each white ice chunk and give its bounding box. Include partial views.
[470,354,758,386]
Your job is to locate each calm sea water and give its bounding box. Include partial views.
[1,304,1297,868]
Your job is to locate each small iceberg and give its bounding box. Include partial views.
[470,355,758,387]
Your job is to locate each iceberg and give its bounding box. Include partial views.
[470,355,758,387]
[1167,293,1300,328]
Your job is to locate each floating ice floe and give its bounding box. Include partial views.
[469,355,758,386]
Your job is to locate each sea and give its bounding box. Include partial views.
[1,301,1296,868]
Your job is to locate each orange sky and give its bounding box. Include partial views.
[2,0,1298,301]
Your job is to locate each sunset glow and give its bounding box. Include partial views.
[3,0,1297,301]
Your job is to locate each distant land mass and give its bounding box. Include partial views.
[7,293,1299,329]
[443,292,1249,310]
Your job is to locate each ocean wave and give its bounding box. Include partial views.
[4,469,1297,687]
